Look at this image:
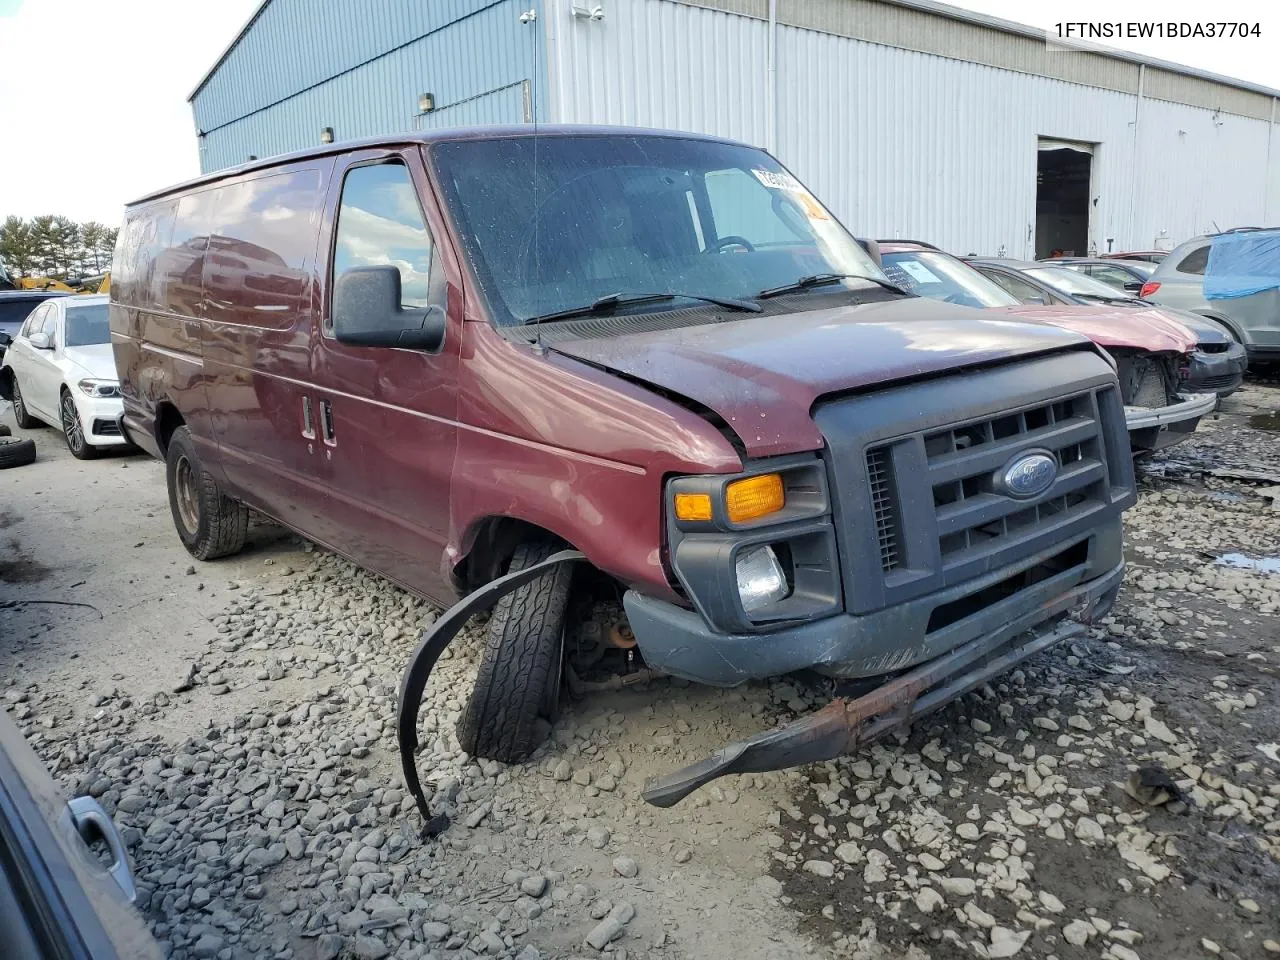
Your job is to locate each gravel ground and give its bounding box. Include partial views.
[2,377,1279,960]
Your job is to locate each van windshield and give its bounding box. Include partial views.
[430,135,889,326]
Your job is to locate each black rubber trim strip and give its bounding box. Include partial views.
[397,550,587,828]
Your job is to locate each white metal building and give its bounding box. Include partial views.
[191,0,1280,259]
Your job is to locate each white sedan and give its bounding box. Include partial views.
[0,294,128,458]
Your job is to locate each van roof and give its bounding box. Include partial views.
[127,125,750,207]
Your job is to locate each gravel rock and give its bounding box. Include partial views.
[803,860,835,878]
[613,856,638,878]
[1063,919,1094,946]
[521,874,549,897]
[585,901,635,950]
[1074,817,1105,842]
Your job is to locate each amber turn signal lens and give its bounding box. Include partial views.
[725,473,785,523]
[674,492,714,521]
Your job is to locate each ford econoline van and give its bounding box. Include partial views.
[111,127,1135,797]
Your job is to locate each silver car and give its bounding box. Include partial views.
[1143,229,1280,364]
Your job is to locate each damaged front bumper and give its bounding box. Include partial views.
[641,558,1123,807]
[1124,391,1217,452]
[1183,344,1248,397]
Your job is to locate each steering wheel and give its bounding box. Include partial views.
[709,235,756,254]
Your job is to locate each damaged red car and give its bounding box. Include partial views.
[875,242,1219,453]
[111,128,1137,812]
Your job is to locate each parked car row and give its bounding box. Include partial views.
[0,294,128,461]
[872,241,1239,452]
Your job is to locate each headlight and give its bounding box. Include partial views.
[78,378,120,398]
[735,545,790,612]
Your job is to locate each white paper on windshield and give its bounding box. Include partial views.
[896,260,940,284]
[751,169,804,192]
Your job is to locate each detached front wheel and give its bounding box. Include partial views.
[457,538,573,763]
[166,425,248,560]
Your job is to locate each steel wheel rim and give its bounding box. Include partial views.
[174,455,199,534]
[61,394,84,453]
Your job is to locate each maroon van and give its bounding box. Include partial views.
[110,127,1135,804]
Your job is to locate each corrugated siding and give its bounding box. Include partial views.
[194,0,546,172]
[775,27,1140,257]
[194,0,509,132]
[1133,99,1276,244]
[551,0,1277,253]
[545,0,769,145]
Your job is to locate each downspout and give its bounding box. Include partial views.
[767,0,777,153]
[1127,63,1144,250]
[1266,96,1277,223]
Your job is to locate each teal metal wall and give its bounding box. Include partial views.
[191,0,547,172]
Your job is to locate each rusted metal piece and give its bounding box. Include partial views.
[397,550,587,829]
[609,623,638,649]
[641,614,1089,808]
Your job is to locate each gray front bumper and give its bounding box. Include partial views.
[626,519,1124,686]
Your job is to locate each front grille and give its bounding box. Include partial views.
[92,418,121,436]
[866,448,900,571]
[1194,373,1236,390]
[814,351,1135,617]
[865,386,1113,575]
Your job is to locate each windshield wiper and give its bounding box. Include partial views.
[523,291,761,326]
[757,272,909,300]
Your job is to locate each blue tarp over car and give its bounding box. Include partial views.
[1206,229,1280,299]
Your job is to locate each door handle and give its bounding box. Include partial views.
[66,796,137,903]
[319,398,336,446]
[301,396,315,439]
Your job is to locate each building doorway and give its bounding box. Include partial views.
[1036,139,1093,258]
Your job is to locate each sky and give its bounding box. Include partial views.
[0,0,1276,227]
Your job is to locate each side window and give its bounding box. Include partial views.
[332,162,434,315]
[985,270,1044,303]
[702,168,803,247]
[1176,245,1209,275]
[20,303,48,338]
[203,169,322,328]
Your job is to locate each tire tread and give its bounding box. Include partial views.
[457,539,572,762]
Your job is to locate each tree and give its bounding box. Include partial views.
[0,216,34,276]
[0,216,118,279]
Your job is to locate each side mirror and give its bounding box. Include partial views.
[1122,281,1142,293]
[29,331,52,350]
[856,238,883,268]
[1025,295,1046,305]
[332,266,445,350]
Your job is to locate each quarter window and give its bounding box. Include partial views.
[1176,245,1209,275]
[332,162,434,312]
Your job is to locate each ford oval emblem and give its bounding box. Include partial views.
[1001,451,1058,499]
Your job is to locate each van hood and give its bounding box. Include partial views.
[995,304,1197,354]
[549,299,1091,458]
[62,343,118,380]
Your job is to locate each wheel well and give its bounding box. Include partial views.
[0,367,12,401]
[1194,310,1245,344]
[453,517,572,593]
[155,403,185,455]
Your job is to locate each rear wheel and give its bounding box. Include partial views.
[60,390,96,460]
[11,377,40,429]
[165,425,248,560]
[457,538,574,763]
